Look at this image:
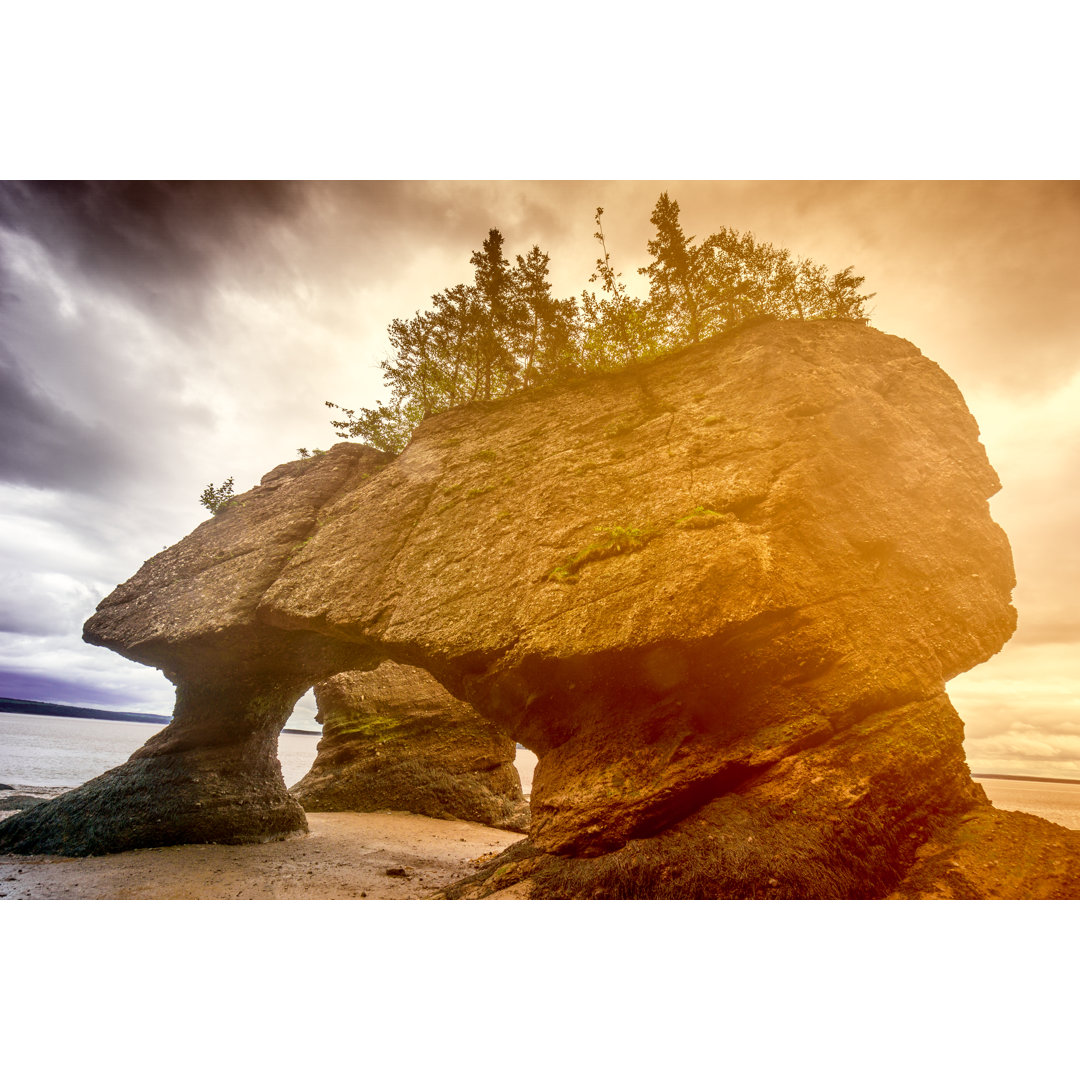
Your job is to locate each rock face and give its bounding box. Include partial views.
[291,663,529,831]
[4,318,1076,897]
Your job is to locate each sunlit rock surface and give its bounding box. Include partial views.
[291,663,528,831]
[5,318,1077,897]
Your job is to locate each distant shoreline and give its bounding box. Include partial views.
[0,696,170,725]
[972,772,1080,786]
[0,697,321,736]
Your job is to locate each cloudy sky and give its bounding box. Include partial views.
[1,180,1078,775]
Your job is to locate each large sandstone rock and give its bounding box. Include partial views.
[291,663,529,831]
[4,318,1076,896]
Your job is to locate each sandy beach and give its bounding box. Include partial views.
[2,764,1077,900]
[0,810,523,900]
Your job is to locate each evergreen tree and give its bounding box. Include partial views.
[514,245,579,385]
[327,196,874,455]
[640,192,707,347]
[470,228,519,400]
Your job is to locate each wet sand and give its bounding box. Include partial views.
[0,811,523,900]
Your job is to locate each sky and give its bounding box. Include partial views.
[1,179,1078,776]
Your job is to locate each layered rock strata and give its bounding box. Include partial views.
[3,318,1076,896]
[291,663,529,831]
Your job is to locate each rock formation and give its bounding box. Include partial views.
[3,318,1077,897]
[291,663,529,831]
[0,446,390,855]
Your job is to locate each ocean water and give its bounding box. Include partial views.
[976,778,1080,831]
[0,712,539,794]
[0,712,321,789]
[2,713,1074,827]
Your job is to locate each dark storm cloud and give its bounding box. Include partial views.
[0,669,143,709]
[0,342,131,492]
[0,243,217,502]
[0,181,577,339]
[0,180,308,327]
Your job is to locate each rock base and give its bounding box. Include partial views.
[439,803,1080,900]
[891,803,1080,899]
[293,759,528,832]
[0,745,306,857]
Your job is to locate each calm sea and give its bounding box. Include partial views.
[0,712,539,795]
[2,713,1073,826]
[0,712,321,790]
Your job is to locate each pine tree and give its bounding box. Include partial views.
[514,245,579,385]
[326,197,874,455]
[640,192,707,347]
[470,228,519,400]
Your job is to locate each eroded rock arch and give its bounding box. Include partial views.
[4,320,1078,898]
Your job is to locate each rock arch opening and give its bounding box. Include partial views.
[288,662,529,832]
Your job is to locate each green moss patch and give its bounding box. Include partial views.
[548,525,656,583]
[675,506,728,530]
[324,714,404,743]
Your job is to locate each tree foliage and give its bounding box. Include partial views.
[199,476,234,515]
[330,194,874,453]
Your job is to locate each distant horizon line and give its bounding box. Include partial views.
[970,773,1080,786]
[0,695,320,735]
[3,696,1077,784]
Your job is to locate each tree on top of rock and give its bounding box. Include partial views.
[470,228,518,401]
[327,193,875,454]
[639,192,709,349]
[641,193,875,340]
[579,206,660,374]
[514,244,579,387]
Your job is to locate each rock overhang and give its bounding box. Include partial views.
[252,319,1015,713]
